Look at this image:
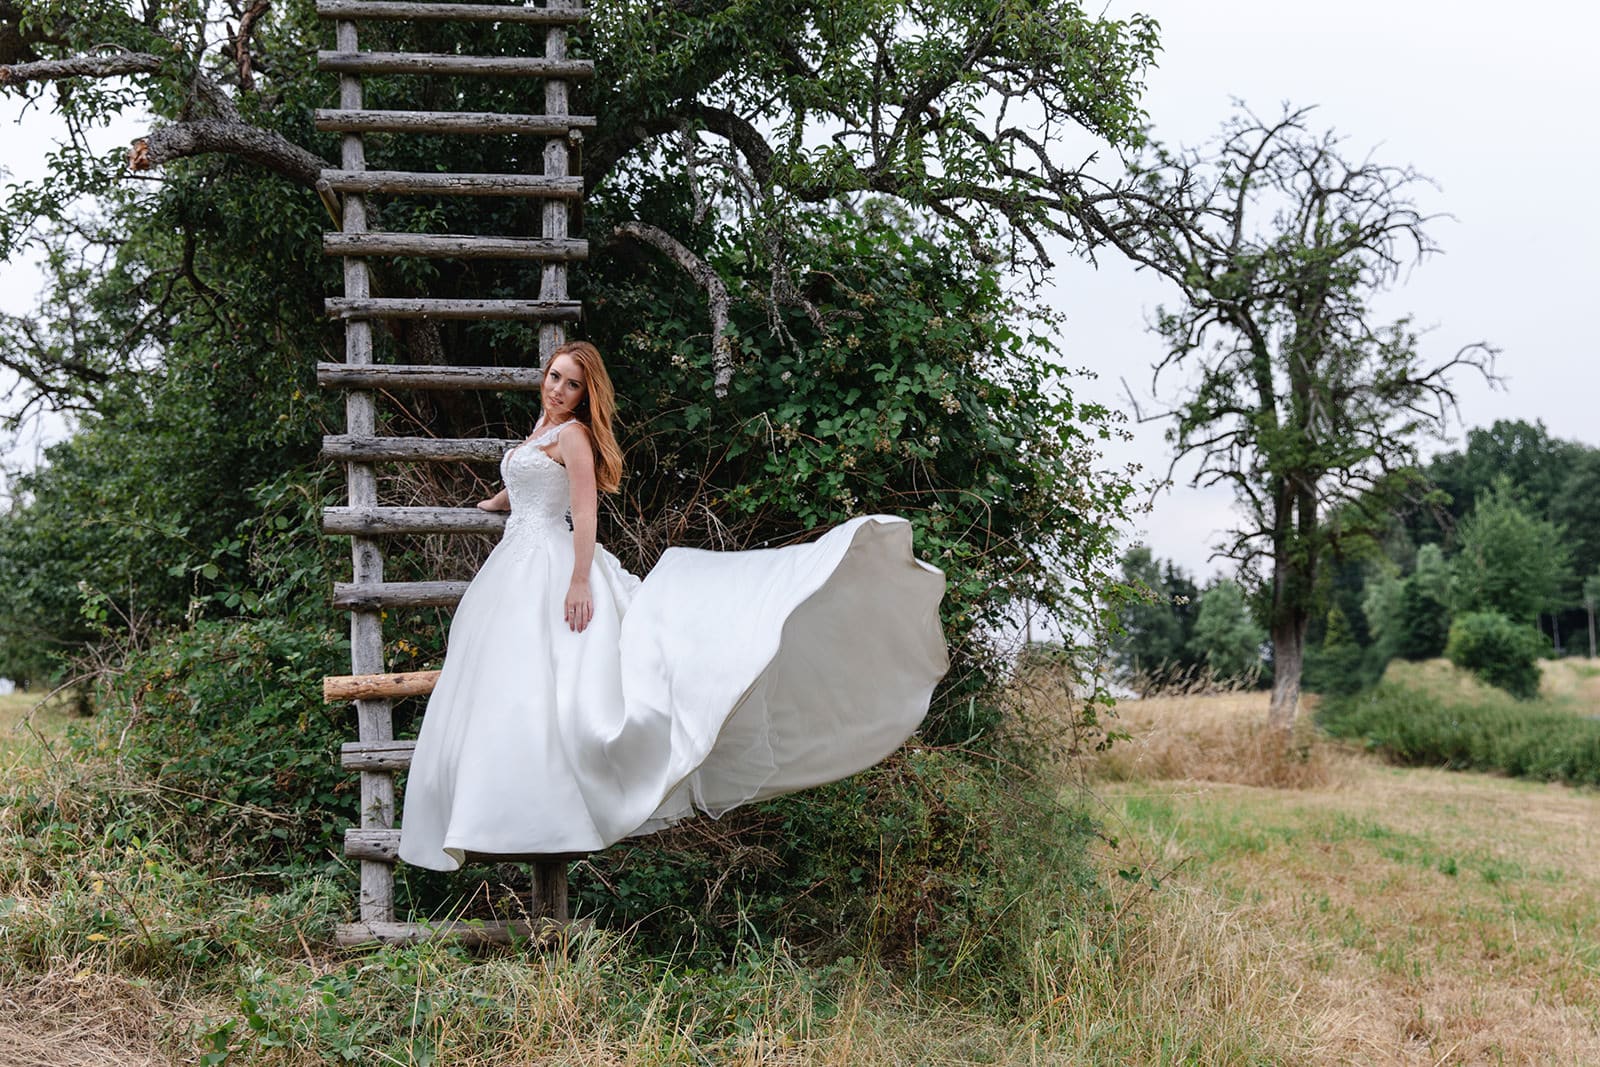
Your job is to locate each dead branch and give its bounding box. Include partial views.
[613,220,735,398]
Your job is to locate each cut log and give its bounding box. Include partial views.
[325,670,441,702]
[324,232,587,260]
[317,51,593,78]
[314,108,597,136]
[322,435,519,463]
[334,918,578,947]
[342,740,417,770]
[321,169,583,198]
[317,0,590,24]
[317,362,544,389]
[333,580,469,610]
[323,506,507,536]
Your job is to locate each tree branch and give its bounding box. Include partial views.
[613,220,735,398]
[0,50,162,85]
[130,116,325,186]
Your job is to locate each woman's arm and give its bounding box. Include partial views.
[476,487,510,512]
[560,423,599,632]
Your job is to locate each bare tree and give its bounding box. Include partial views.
[1127,105,1497,730]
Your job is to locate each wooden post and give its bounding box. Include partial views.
[337,16,396,927]
[531,0,576,918]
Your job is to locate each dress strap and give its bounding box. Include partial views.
[526,418,576,449]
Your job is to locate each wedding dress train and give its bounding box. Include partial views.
[398,423,949,871]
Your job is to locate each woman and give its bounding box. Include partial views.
[399,341,948,871]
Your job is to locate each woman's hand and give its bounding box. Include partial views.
[564,576,593,633]
[476,489,510,512]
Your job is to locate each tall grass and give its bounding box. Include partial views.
[1320,664,1600,785]
[0,665,1327,1064]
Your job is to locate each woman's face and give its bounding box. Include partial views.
[542,353,587,422]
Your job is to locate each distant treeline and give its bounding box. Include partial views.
[1115,418,1600,693]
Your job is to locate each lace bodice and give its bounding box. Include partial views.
[501,422,573,544]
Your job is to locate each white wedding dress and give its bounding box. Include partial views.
[398,421,949,871]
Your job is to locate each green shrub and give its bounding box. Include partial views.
[1319,684,1600,786]
[568,748,1099,994]
[1444,612,1546,699]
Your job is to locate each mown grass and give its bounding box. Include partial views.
[1091,687,1600,1063]
[1320,659,1600,786]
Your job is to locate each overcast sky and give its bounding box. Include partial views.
[3,1,1597,576]
[1052,0,1600,577]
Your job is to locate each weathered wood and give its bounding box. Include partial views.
[317,0,590,24]
[322,169,583,198]
[342,740,418,771]
[314,108,597,136]
[346,828,585,866]
[323,298,580,322]
[324,506,508,536]
[317,51,593,78]
[530,861,568,922]
[326,670,441,703]
[317,361,544,389]
[334,918,577,948]
[346,827,401,862]
[333,580,469,610]
[335,17,397,929]
[322,434,519,463]
[324,232,588,260]
[538,0,574,359]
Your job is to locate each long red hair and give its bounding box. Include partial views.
[549,340,624,493]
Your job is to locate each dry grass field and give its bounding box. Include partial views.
[4,666,1598,1064]
[1091,670,1600,1064]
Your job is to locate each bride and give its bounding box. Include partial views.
[398,341,949,871]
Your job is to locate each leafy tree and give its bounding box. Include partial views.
[1125,106,1495,729]
[1445,612,1545,700]
[1188,578,1264,683]
[1110,546,1202,691]
[1551,449,1600,588]
[1420,419,1582,539]
[1395,578,1450,661]
[1584,573,1600,659]
[1451,480,1569,628]
[1361,564,1404,657]
[0,0,1164,697]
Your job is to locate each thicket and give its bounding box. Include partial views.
[1319,682,1600,786]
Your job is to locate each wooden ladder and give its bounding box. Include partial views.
[314,0,593,947]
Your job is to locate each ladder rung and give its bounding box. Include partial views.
[323,299,580,322]
[334,919,576,947]
[324,232,587,261]
[317,0,590,24]
[342,740,418,770]
[321,169,583,198]
[333,580,469,609]
[322,435,518,463]
[316,51,593,78]
[327,670,442,702]
[323,506,506,535]
[344,828,585,865]
[314,108,596,136]
[317,362,544,389]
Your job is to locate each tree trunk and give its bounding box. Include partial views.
[1268,617,1305,731]
[1587,604,1595,659]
